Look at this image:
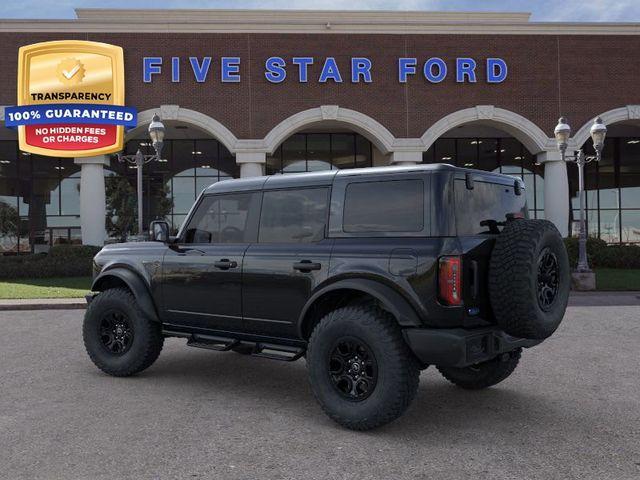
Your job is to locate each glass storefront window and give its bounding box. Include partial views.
[173,140,195,177]
[621,210,640,244]
[477,138,498,171]
[307,134,332,172]
[172,177,195,215]
[599,210,620,244]
[499,138,523,174]
[282,134,306,173]
[266,133,373,174]
[355,135,372,168]
[435,138,455,164]
[567,136,640,244]
[60,176,80,216]
[456,138,477,168]
[332,134,356,169]
[266,146,282,175]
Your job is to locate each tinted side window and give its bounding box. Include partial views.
[343,180,424,233]
[259,188,329,243]
[184,192,260,243]
[454,179,528,235]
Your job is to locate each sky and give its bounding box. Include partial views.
[0,0,639,22]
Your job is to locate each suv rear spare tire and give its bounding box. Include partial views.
[489,219,570,340]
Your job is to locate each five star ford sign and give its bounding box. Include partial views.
[4,40,137,157]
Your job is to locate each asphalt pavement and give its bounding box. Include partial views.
[1,306,639,480]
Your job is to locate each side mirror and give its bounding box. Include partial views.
[149,220,169,243]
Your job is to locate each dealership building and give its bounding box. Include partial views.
[0,8,639,251]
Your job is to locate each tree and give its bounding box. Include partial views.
[0,201,20,252]
[105,176,174,242]
[105,176,136,242]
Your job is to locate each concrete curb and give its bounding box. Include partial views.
[0,291,639,312]
[0,298,87,311]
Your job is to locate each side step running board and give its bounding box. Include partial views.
[252,343,305,362]
[187,334,239,352]
[182,333,305,362]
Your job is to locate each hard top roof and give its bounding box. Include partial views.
[203,163,520,194]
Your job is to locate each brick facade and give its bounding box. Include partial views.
[0,31,638,141]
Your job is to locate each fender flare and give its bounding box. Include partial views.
[91,267,160,322]
[297,278,423,337]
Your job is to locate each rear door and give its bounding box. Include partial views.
[242,186,333,338]
[161,191,261,332]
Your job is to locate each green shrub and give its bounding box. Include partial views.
[564,237,640,269]
[0,245,101,279]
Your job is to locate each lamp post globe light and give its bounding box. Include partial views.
[553,116,607,290]
[117,113,166,239]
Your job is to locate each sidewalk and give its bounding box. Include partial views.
[0,298,87,311]
[1,292,639,311]
[568,291,640,307]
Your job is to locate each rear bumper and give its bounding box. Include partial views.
[403,326,542,368]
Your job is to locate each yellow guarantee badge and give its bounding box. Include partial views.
[5,40,136,158]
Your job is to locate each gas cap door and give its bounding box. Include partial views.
[388,248,418,276]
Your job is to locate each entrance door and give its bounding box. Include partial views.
[242,187,332,338]
[161,191,261,332]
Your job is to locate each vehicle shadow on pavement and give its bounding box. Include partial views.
[109,341,567,438]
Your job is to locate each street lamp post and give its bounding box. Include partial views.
[117,114,166,238]
[554,116,607,273]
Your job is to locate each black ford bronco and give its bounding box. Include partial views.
[83,164,570,430]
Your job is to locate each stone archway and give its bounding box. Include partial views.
[130,105,239,154]
[572,105,640,149]
[420,105,553,155]
[262,105,397,155]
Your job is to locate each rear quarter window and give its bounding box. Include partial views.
[343,179,424,233]
[455,179,527,235]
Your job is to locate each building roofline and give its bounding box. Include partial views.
[0,9,638,35]
[73,9,533,24]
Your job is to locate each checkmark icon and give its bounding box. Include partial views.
[62,64,80,79]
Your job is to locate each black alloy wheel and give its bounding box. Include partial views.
[537,247,560,311]
[328,337,378,401]
[99,310,134,356]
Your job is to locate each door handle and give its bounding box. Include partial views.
[214,259,238,270]
[293,260,321,272]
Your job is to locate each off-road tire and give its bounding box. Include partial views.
[437,348,522,390]
[83,287,164,377]
[489,219,570,340]
[307,305,420,431]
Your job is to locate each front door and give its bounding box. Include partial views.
[242,187,332,338]
[161,191,261,332]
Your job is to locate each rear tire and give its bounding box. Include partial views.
[83,288,164,377]
[437,348,521,390]
[307,305,420,431]
[489,219,570,340]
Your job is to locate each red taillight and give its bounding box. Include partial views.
[438,256,462,306]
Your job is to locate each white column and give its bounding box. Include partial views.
[236,152,266,178]
[390,151,422,165]
[74,155,109,246]
[538,151,569,237]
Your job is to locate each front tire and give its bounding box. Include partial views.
[437,348,521,390]
[83,287,164,377]
[307,305,420,431]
